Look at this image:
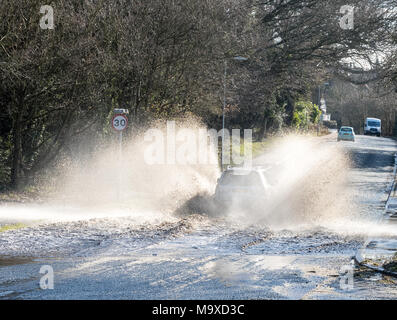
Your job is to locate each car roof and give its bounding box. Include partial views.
[340,126,353,129]
[224,166,268,175]
[366,118,381,121]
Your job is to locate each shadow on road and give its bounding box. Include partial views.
[348,149,394,170]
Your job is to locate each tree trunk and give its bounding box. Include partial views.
[284,94,295,127]
[257,117,268,141]
[10,105,23,190]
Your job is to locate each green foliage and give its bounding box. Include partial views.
[292,101,321,129]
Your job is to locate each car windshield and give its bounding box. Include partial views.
[340,128,353,132]
[220,171,262,187]
[368,121,380,127]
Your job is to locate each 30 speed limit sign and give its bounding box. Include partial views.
[112,114,128,131]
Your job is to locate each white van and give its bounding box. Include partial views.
[364,118,381,136]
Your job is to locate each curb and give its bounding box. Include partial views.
[353,256,397,278]
[354,152,397,278]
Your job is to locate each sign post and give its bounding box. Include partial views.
[112,109,129,200]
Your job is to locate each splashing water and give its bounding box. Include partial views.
[223,134,397,238]
[0,118,219,226]
[0,127,395,240]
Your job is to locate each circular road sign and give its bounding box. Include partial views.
[112,114,128,131]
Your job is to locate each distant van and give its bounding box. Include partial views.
[364,118,381,136]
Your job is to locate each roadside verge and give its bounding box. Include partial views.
[354,153,397,277]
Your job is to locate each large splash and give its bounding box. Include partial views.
[1,126,396,240]
[222,135,351,227]
[11,118,220,222]
[223,134,397,238]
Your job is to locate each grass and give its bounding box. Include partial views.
[238,140,273,159]
[0,223,27,233]
[0,185,47,205]
[233,127,331,162]
[218,135,293,167]
[218,139,273,167]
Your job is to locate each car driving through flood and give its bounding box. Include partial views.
[214,167,272,212]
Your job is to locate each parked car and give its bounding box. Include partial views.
[214,167,272,212]
[337,126,355,142]
[364,117,381,136]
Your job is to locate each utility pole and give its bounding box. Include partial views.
[222,60,227,171]
[317,85,321,136]
[112,108,129,200]
[221,56,248,171]
[317,82,330,136]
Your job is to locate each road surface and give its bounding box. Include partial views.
[1,134,397,299]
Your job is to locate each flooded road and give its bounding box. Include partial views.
[1,134,397,299]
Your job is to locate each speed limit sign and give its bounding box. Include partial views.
[112,114,128,131]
